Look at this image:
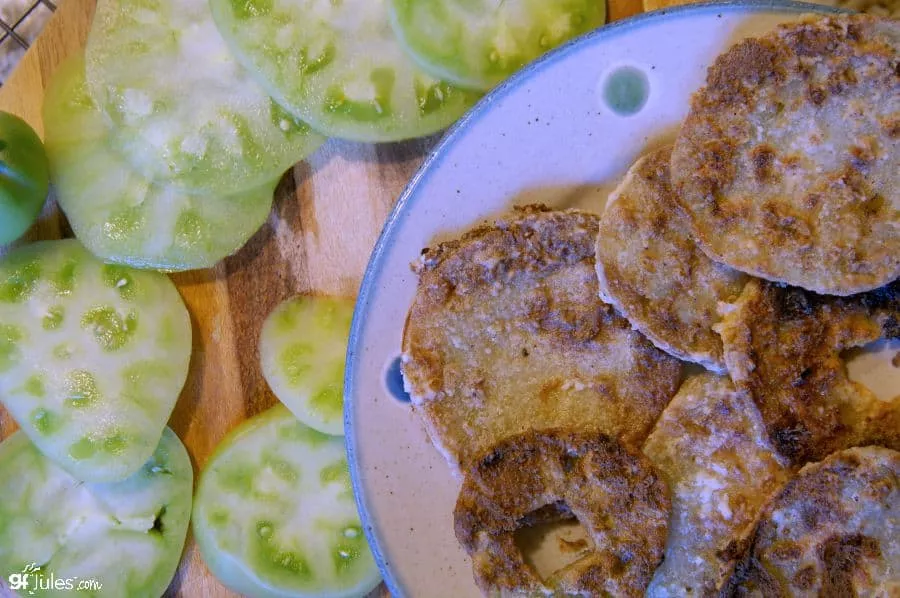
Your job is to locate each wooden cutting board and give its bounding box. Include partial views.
[0,0,643,595]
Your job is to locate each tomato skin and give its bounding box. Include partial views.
[0,111,50,245]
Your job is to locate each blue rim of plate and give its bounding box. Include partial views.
[344,1,844,595]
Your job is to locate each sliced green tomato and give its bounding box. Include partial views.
[209,0,482,142]
[193,405,381,598]
[259,296,354,436]
[0,240,191,483]
[389,0,606,90]
[0,428,193,598]
[84,0,323,194]
[43,56,277,271]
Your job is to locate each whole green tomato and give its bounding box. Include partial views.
[0,111,49,245]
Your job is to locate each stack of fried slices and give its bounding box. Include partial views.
[401,13,899,597]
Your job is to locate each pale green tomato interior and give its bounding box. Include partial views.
[209,0,482,142]
[194,405,380,598]
[260,296,355,436]
[0,428,193,598]
[42,56,280,272]
[389,0,606,90]
[84,0,324,193]
[0,240,191,483]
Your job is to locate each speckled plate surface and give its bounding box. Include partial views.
[344,3,899,596]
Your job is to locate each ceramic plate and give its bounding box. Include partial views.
[345,2,899,596]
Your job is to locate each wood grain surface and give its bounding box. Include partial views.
[0,0,642,595]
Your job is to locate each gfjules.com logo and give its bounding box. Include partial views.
[7,563,103,595]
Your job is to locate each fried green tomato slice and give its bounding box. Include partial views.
[730,446,900,596]
[193,405,381,598]
[259,296,354,436]
[43,56,279,272]
[0,428,193,598]
[670,15,899,295]
[390,0,606,90]
[0,240,191,482]
[643,373,789,597]
[85,0,324,193]
[209,0,482,142]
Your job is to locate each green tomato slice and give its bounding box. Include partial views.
[209,0,482,142]
[389,0,606,90]
[43,56,278,272]
[0,428,193,598]
[84,0,324,194]
[259,296,354,436]
[0,239,191,483]
[0,111,50,246]
[193,405,380,598]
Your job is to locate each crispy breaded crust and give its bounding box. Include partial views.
[729,446,900,597]
[596,147,747,372]
[401,205,683,474]
[454,430,670,597]
[716,278,900,466]
[671,14,900,295]
[643,374,790,597]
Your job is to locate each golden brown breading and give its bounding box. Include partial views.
[596,147,747,372]
[454,430,670,597]
[671,14,900,295]
[401,205,683,474]
[716,278,900,466]
[729,446,900,597]
[643,374,790,597]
